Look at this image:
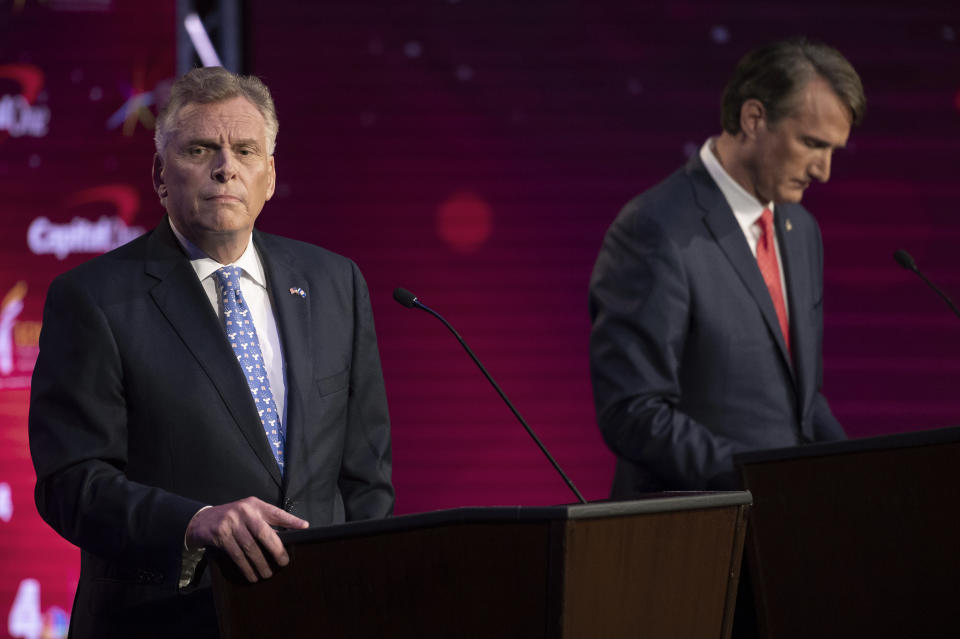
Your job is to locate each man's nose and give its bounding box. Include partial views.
[809,151,832,183]
[211,150,238,183]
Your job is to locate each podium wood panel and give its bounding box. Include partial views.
[212,494,750,638]
[737,427,960,638]
[562,507,747,638]
[216,522,553,637]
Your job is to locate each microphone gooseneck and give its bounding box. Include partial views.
[392,287,588,504]
[893,250,960,320]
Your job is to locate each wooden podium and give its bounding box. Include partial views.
[212,493,751,638]
[736,426,960,638]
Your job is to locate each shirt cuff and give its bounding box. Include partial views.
[179,505,212,590]
[178,546,206,589]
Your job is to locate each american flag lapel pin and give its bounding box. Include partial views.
[289,287,306,298]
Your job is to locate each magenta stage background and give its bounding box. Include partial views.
[2,1,959,635]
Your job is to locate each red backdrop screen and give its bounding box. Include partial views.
[2,1,959,635]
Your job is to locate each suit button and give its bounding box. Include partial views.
[136,570,164,584]
[283,499,294,512]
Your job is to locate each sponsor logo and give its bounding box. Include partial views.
[0,281,40,390]
[107,65,167,137]
[0,64,50,139]
[8,579,71,639]
[27,184,146,260]
[27,216,144,260]
[16,185,145,386]
[107,91,155,136]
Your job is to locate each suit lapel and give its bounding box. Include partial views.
[689,157,796,383]
[776,207,814,408]
[254,231,313,491]
[144,221,283,487]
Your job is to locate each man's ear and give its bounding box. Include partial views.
[152,153,167,200]
[740,98,766,139]
[265,155,276,201]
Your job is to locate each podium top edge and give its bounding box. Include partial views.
[565,491,752,518]
[734,424,960,466]
[278,491,751,545]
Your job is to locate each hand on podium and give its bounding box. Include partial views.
[186,496,309,582]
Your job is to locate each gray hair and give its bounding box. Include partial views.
[154,66,279,155]
[721,37,865,134]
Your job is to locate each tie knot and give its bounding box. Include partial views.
[215,266,243,290]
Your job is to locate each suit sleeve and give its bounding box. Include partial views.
[338,261,394,519]
[811,394,845,441]
[29,274,205,576]
[589,209,748,490]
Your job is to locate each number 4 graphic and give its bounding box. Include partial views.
[8,579,42,639]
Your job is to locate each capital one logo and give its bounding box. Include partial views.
[27,184,146,260]
[0,63,50,139]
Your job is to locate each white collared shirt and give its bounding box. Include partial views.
[167,218,287,424]
[699,139,789,319]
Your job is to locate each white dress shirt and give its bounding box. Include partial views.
[168,218,289,588]
[168,218,287,422]
[699,138,790,319]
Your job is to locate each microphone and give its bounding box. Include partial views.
[893,249,916,272]
[392,287,587,504]
[893,250,960,320]
[393,287,418,309]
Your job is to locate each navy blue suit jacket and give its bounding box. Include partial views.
[29,219,393,637]
[589,154,845,495]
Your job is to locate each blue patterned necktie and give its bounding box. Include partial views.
[214,266,285,474]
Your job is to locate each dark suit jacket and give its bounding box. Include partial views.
[29,219,393,637]
[589,154,845,496]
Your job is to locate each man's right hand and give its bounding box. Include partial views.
[185,496,309,583]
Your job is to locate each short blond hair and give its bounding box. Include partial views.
[154,66,278,155]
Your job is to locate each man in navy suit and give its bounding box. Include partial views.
[590,38,866,497]
[29,67,393,637]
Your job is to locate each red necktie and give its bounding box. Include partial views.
[756,208,791,358]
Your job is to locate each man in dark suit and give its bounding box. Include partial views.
[29,67,393,637]
[590,38,866,496]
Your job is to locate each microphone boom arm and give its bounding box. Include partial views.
[400,290,587,504]
[894,249,960,321]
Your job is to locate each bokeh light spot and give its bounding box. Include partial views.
[437,191,493,253]
[710,25,731,44]
[455,64,474,82]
